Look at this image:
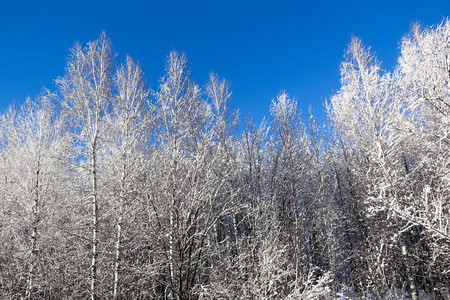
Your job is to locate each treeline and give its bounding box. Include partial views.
[0,20,449,300]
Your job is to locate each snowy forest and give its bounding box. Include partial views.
[1,19,450,300]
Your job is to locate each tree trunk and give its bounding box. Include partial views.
[113,211,123,300]
[26,161,40,300]
[91,147,99,300]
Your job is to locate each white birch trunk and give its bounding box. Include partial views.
[91,145,99,300]
[26,159,40,300]
[113,211,122,300]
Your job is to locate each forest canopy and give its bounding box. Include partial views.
[1,19,450,299]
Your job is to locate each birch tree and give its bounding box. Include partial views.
[143,51,232,299]
[269,92,306,285]
[396,19,450,296]
[327,37,420,298]
[56,32,113,300]
[102,56,152,299]
[0,97,70,298]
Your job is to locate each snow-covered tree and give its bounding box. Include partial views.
[0,97,71,298]
[395,19,450,297]
[56,32,114,300]
[327,36,422,298]
[102,55,152,299]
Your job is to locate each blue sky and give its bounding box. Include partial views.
[1,0,449,124]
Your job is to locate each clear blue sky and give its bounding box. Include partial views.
[1,0,449,124]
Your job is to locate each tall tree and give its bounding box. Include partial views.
[0,97,70,299]
[103,55,152,299]
[396,19,450,296]
[146,51,233,298]
[56,32,113,300]
[327,37,419,298]
[269,92,305,285]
